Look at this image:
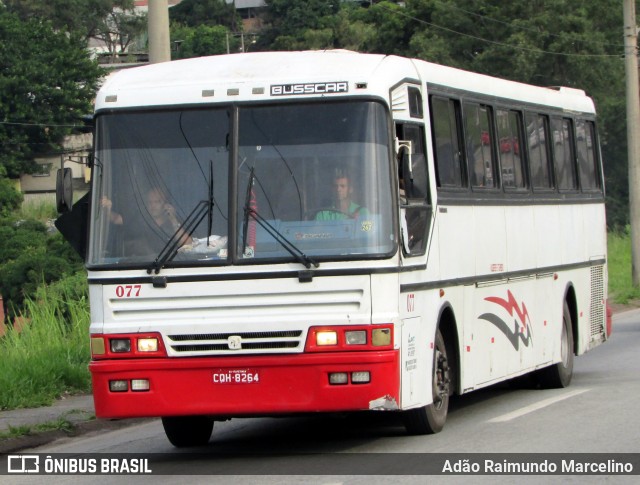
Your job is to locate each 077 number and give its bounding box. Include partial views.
[115,285,142,298]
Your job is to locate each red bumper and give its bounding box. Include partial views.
[90,350,400,418]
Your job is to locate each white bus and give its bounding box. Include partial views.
[56,50,610,447]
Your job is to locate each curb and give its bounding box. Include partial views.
[0,417,153,454]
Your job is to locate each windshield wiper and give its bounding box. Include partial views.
[147,199,211,274]
[242,169,318,269]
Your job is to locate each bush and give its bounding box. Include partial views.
[0,177,23,217]
[0,276,91,410]
[0,218,83,321]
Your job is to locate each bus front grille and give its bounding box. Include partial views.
[167,330,304,354]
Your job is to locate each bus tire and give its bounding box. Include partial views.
[402,328,450,435]
[161,416,214,447]
[537,302,574,389]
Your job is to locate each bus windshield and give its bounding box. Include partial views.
[88,100,395,268]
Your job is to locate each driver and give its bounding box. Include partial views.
[315,174,368,220]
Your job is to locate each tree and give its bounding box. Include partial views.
[0,11,102,177]
[170,0,240,30]
[258,0,340,49]
[171,24,233,58]
[2,0,114,39]
[92,1,147,62]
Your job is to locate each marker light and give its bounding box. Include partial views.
[110,338,131,353]
[131,379,150,392]
[137,338,159,352]
[316,331,338,346]
[372,328,392,347]
[91,337,106,356]
[329,373,348,385]
[109,380,128,392]
[345,330,367,345]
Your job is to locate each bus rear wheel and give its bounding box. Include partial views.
[403,328,450,435]
[536,302,574,388]
[161,416,214,447]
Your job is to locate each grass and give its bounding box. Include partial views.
[0,418,75,440]
[0,274,91,410]
[608,228,640,304]
[18,199,58,221]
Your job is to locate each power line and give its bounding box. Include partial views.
[380,2,623,58]
[435,1,624,50]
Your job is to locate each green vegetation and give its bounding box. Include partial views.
[0,213,84,322]
[0,274,91,410]
[0,418,75,440]
[0,9,102,178]
[608,228,640,304]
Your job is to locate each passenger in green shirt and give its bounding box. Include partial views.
[314,175,369,220]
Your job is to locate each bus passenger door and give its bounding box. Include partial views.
[397,123,432,259]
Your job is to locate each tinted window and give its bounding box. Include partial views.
[552,118,577,190]
[496,109,526,189]
[464,103,495,189]
[576,120,600,190]
[409,87,424,119]
[525,113,553,189]
[431,97,464,188]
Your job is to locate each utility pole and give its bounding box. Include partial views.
[624,0,640,286]
[148,0,171,64]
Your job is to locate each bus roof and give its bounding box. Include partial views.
[95,50,595,115]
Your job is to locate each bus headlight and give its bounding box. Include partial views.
[137,338,159,352]
[110,338,131,353]
[316,331,338,346]
[345,330,367,345]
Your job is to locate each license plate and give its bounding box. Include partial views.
[212,369,260,384]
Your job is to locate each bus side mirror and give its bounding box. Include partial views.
[56,168,73,213]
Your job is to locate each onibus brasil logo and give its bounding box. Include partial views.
[478,290,533,350]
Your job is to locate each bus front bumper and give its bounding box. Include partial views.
[90,350,400,418]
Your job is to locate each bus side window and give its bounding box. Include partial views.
[430,96,465,188]
[525,113,553,190]
[575,119,600,191]
[552,117,578,191]
[397,123,430,257]
[463,102,496,189]
[496,109,526,189]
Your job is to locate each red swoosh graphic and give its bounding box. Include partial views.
[485,290,530,326]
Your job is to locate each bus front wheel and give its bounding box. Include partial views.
[402,328,450,435]
[161,415,214,447]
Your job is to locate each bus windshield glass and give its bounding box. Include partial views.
[88,100,395,268]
